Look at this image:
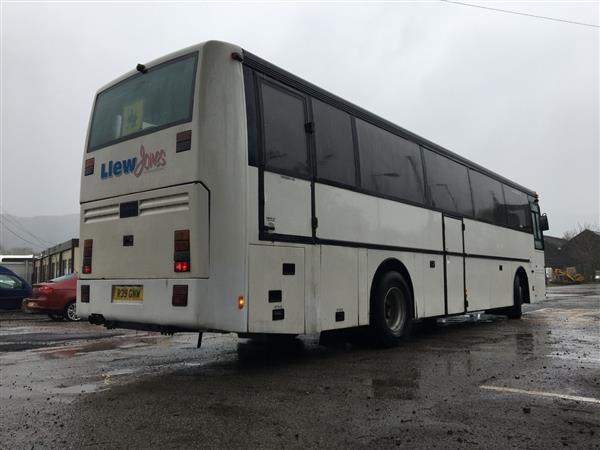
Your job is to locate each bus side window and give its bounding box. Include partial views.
[469,169,507,226]
[312,99,356,187]
[356,119,425,204]
[503,185,532,232]
[423,150,473,216]
[259,81,310,178]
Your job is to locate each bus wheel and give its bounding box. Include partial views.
[370,271,413,347]
[506,275,524,319]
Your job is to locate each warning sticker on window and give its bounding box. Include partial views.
[121,99,144,136]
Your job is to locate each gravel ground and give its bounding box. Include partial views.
[0,284,598,449]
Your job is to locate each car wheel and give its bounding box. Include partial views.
[48,314,64,321]
[64,301,80,322]
[370,271,413,347]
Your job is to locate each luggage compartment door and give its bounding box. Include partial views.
[248,245,305,334]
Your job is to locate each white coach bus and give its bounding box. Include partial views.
[78,41,548,346]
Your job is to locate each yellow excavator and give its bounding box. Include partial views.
[553,267,585,284]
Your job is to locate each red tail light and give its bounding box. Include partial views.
[174,261,189,272]
[172,285,188,306]
[82,239,93,274]
[174,230,190,272]
[39,285,54,296]
[81,285,90,303]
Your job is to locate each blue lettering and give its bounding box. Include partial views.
[122,158,137,174]
[99,157,139,180]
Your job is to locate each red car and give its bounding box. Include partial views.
[23,273,80,321]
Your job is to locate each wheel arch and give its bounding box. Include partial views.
[370,258,416,319]
[515,266,530,303]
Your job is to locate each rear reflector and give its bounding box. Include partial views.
[174,230,190,272]
[84,158,95,176]
[176,130,192,153]
[82,239,93,274]
[81,285,90,303]
[172,285,188,306]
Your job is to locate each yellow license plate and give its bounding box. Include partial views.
[112,285,144,302]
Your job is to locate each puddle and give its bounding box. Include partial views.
[49,383,104,397]
[441,313,505,324]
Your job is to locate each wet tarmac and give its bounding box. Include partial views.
[1,284,598,449]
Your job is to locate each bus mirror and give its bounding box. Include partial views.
[540,213,549,231]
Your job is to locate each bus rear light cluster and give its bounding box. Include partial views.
[174,230,190,272]
[81,285,90,303]
[82,239,93,274]
[172,285,188,306]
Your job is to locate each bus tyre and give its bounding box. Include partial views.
[506,275,524,319]
[370,271,413,347]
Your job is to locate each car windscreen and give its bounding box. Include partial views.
[87,53,198,152]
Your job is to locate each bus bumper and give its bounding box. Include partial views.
[77,278,209,331]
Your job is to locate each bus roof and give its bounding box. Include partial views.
[90,40,536,198]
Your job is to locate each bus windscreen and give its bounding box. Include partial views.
[87,53,197,152]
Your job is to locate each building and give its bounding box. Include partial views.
[32,239,79,283]
[544,230,600,282]
[0,254,34,281]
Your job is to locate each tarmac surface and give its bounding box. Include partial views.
[0,284,598,449]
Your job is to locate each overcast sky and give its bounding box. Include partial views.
[1,1,598,236]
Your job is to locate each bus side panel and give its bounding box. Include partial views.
[463,219,532,259]
[464,219,533,310]
[314,184,443,251]
[318,246,359,331]
[532,250,546,302]
[315,185,445,321]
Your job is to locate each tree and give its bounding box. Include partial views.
[562,223,599,241]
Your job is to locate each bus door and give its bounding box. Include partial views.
[443,215,466,315]
[257,76,314,241]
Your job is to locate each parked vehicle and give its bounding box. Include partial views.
[23,273,79,321]
[0,265,32,310]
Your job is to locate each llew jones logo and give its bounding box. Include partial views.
[100,145,167,179]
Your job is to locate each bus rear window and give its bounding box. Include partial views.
[88,53,197,152]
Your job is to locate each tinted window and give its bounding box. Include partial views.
[356,120,424,203]
[469,170,507,225]
[0,274,22,290]
[260,82,310,177]
[503,185,532,231]
[424,150,473,215]
[88,53,197,151]
[530,199,544,248]
[313,99,356,186]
